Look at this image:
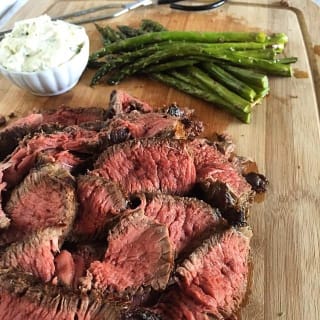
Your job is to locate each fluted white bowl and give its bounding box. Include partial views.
[0,34,89,96]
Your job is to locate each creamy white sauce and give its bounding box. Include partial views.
[0,15,87,72]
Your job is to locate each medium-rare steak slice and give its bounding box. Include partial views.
[42,105,107,126]
[108,90,153,117]
[0,106,107,162]
[0,269,119,320]
[155,227,252,320]
[0,113,44,161]
[139,193,224,255]
[191,139,255,225]
[93,138,196,196]
[85,210,174,296]
[0,163,76,246]
[5,163,76,234]
[0,227,63,282]
[74,175,127,239]
[100,110,203,147]
[93,138,255,224]
[1,126,101,188]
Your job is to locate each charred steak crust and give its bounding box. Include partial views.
[0,268,120,320]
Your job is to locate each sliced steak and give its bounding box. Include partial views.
[93,138,196,196]
[100,110,202,148]
[42,105,107,125]
[0,269,119,320]
[157,227,252,320]
[108,90,153,117]
[0,106,106,162]
[5,163,76,234]
[93,138,255,224]
[74,175,127,239]
[138,193,224,255]
[1,126,101,188]
[86,210,174,296]
[190,139,254,225]
[0,113,44,161]
[1,163,76,245]
[0,227,63,282]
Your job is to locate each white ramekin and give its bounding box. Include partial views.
[0,34,89,96]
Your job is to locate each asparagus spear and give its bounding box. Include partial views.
[151,72,251,123]
[220,65,269,89]
[144,59,199,73]
[117,25,145,38]
[105,42,274,84]
[89,31,267,61]
[186,66,252,113]
[140,19,167,32]
[201,62,257,102]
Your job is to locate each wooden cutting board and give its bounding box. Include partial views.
[0,1,319,319]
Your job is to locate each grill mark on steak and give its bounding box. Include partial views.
[0,269,120,320]
[85,210,174,296]
[0,227,63,282]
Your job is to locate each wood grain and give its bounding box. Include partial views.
[0,1,319,319]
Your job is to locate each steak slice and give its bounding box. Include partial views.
[86,210,174,296]
[0,163,76,245]
[93,138,255,224]
[156,227,252,320]
[0,106,107,162]
[191,139,255,225]
[0,227,63,282]
[108,90,153,117]
[73,175,127,239]
[1,126,101,188]
[100,110,203,147]
[0,269,119,320]
[138,193,224,255]
[94,138,196,196]
[42,105,107,126]
[0,113,44,161]
[5,163,76,234]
